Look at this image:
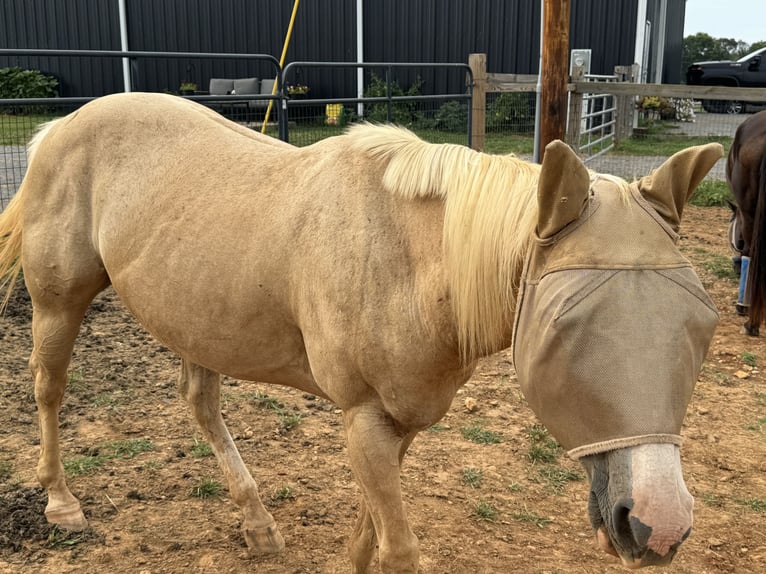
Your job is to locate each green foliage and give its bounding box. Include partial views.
[0,67,59,99]
[525,424,561,463]
[63,439,156,476]
[486,93,535,133]
[190,439,214,458]
[735,497,766,512]
[683,33,766,74]
[460,425,502,445]
[511,508,551,527]
[689,180,734,207]
[0,113,60,145]
[699,252,738,281]
[252,392,303,433]
[363,72,423,125]
[272,486,295,501]
[536,467,584,494]
[461,467,484,489]
[190,477,223,499]
[47,526,85,549]
[473,500,498,521]
[433,101,468,132]
[742,352,758,367]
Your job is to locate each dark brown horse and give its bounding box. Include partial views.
[727,110,766,335]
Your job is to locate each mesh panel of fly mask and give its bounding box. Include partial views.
[512,180,718,460]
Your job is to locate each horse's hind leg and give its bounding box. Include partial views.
[178,360,284,554]
[28,283,107,529]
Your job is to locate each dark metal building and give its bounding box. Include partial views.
[0,0,686,98]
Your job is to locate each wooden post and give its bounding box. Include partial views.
[469,53,487,152]
[539,0,570,161]
[613,65,634,145]
[566,65,584,149]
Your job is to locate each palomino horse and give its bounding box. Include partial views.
[0,93,722,572]
[727,109,766,335]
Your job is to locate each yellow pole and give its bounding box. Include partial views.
[262,0,301,133]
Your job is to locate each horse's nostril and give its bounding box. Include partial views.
[611,498,637,546]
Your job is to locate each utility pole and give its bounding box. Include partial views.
[538,0,570,161]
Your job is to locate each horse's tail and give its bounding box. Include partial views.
[0,119,60,312]
[747,149,766,329]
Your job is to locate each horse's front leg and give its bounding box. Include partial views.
[343,405,419,574]
[179,360,284,554]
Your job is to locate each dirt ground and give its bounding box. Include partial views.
[0,204,764,574]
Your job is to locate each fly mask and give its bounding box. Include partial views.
[512,141,723,459]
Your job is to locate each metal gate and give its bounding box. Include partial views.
[1,49,472,209]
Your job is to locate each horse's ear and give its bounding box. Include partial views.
[637,143,724,232]
[537,140,591,239]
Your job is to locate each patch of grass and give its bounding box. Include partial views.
[701,492,725,508]
[460,425,502,445]
[507,482,524,493]
[272,486,295,500]
[473,500,498,522]
[64,454,109,476]
[689,180,734,207]
[461,467,484,489]
[512,508,551,527]
[734,497,766,513]
[190,477,223,499]
[252,392,303,433]
[252,391,282,411]
[0,113,61,145]
[697,252,738,281]
[536,467,584,493]
[63,439,155,476]
[66,368,86,394]
[91,393,122,409]
[524,424,561,463]
[428,424,450,432]
[47,526,85,549]
[278,411,303,432]
[742,352,758,367]
[190,439,213,458]
[613,133,732,157]
[744,416,766,432]
[757,392,766,407]
[107,439,155,458]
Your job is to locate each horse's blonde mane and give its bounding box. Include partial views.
[347,123,541,359]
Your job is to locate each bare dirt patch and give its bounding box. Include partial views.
[0,205,764,574]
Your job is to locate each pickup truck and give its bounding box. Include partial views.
[686,47,766,113]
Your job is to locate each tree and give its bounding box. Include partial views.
[683,33,733,70]
[683,33,766,72]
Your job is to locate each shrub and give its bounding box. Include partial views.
[486,92,534,133]
[0,67,59,114]
[0,67,58,99]
[364,72,422,125]
[433,101,468,132]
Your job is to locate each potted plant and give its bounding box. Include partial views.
[287,84,309,98]
[179,82,198,95]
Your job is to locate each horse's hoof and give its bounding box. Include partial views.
[45,502,88,530]
[740,322,760,336]
[243,521,285,555]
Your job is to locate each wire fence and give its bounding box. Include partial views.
[3,50,766,210]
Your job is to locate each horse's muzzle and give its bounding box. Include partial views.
[583,444,693,568]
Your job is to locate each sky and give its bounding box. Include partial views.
[684,0,764,45]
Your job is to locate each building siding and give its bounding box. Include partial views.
[0,0,684,98]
